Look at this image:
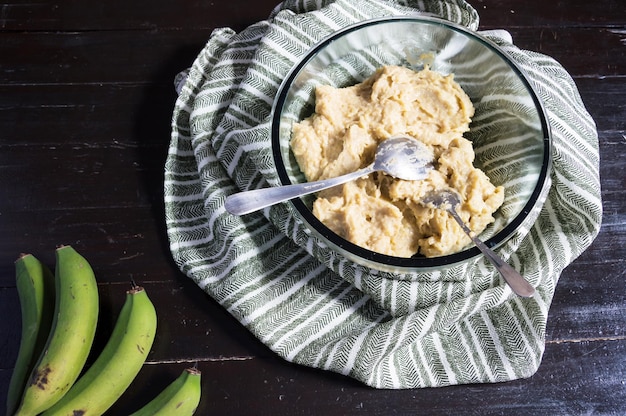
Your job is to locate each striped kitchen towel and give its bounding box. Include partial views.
[165,0,602,388]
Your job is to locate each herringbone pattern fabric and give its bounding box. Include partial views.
[164,0,601,388]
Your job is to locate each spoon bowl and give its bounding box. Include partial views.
[371,135,434,181]
[225,135,433,215]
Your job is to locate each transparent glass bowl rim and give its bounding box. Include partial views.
[270,15,553,272]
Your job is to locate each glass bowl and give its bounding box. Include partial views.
[271,16,552,273]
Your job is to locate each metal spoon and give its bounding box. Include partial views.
[225,135,434,215]
[422,189,535,297]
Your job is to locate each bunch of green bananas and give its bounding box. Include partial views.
[6,246,202,416]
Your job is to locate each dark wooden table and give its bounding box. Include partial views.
[1,1,624,415]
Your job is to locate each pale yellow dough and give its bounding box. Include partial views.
[291,65,504,258]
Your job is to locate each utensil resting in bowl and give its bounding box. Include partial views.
[422,189,535,297]
[270,16,552,273]
[225,135,433,215]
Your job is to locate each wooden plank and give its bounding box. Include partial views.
[2,234,624,362]
[0,84,177,145]
[1,0,624,414]
[577,78,626,132]
[0,127,622,285]
[477,0,626,29]
[2,269,625,415]
[135,339,626,416]
[1,77,623,146]
[0,27,625,86]
[180,339,626,416]
[0,0,623,31]
[0,144,167,211]
[0,30,210,86]
[0,0,280,31]
[549,260,626,342]
[0,84,620,221]
[0,271,271,369]
[3,338,622,415]
[505,27,626,77]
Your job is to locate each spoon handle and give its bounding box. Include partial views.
[225,165,374,215]
[447,208,535,298]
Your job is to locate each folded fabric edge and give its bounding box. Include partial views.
[164,0,602,390]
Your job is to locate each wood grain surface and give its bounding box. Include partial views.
[1,1,624,415]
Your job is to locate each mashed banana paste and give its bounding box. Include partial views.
[291,65,504,257]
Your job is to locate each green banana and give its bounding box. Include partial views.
[6,254,55,416]
[129,367,202,416]
[42,285,157,416]
[14,245,99,415]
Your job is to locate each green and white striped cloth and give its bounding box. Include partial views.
[165,0,602,388]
